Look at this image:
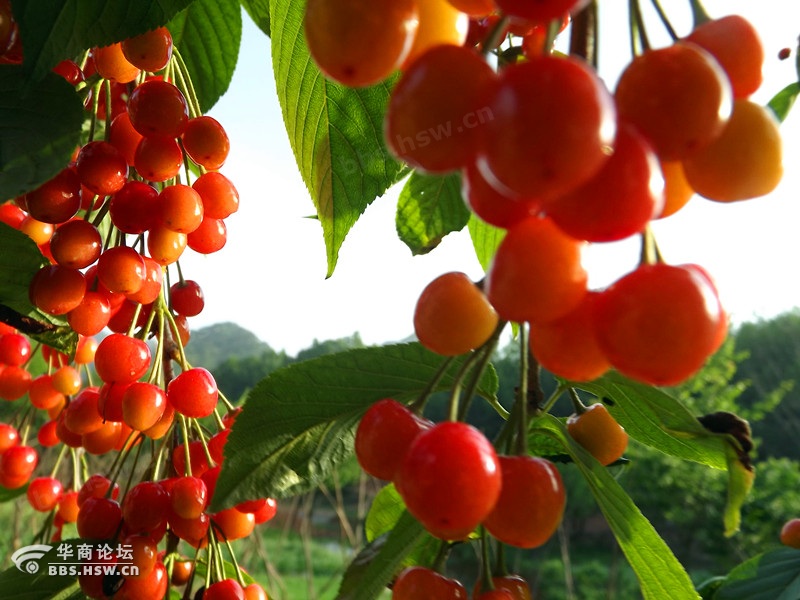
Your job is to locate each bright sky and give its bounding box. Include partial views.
[180,1,800,356]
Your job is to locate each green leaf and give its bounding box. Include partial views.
[0,67,84,198]
[567,372,731,470]
[768,82,800,123]
[364,484,439,568]
[467,215,504,273]
[10,0,195,81]
[0,483,27,503]
[211,343,499,510]
[270,0,405,276]
[336,511,426,600]
[241,0,270,36]
[168,0,242,112]
[0,549,78,599]
[0,225,77,355]
[396,172,468,255]
[534,414,700,600]
[712,548,800,600]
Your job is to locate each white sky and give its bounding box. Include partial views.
[180,1,800,355]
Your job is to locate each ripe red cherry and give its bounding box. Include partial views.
[477,55,616,201]
[170,476,208,519]
[159,184,204,233]
[121,26,173,72]
[473,575,533,600]
[386,44,496,173]
[167,367,218,418]
[182,116,230,170]
[485,216,587,324]
[110,181,159,234]
[461,162,539,229]
[592,262,724,386]
[94,333,152,384]
[75,140,129,196]
[50,219,102,269]
[27,476,63,512]
[63,386,104,435]
[355,398,432,481]
[192,172,239,219]
[122,382,167,431]
[96,245,146,295]
[29,265,86,315]
[395,421,501,540]
[123,481,169,535]
[203,578,245,600]
[780,518,800,549]
[0,423,20,452]
[24,167,81,224]
[494,0,579,22]
[544,122,664,242]
[77,496,123,539]
[170,279,205,316]
[392,566,467,599]
[127,79,189,138]
[78,474,120,507]
[133,135,183,182]
[212,507,256,541]
[109,112,144,166]
[0,333,30,366]
[483,456,566,548]
[188,216,227,254]
[0,444,38,483]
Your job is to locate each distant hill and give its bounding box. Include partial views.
[184,322,271,369]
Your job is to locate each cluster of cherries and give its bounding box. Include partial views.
[305,0,782,597]
[0,17,272,600]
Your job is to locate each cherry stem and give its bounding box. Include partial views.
[639,225,663,266]
[48,444,68,479]
[178,414,193,476]
[119,434,145,499]
[87,79,103,142]
[191,418,215,468]
[568,388,588,415]
[409,356,456,415]
[479,526,496,590]
[430,539,451,573]
[457,320,507,422]
[569,0,598,68]
[687,0,711,28]
[481,15,510,56]
[649,0,679,40]
[172,48,203,119]
[514,324,530,456]
[628,0,651,56]
[493,541,509,577]
[223,538,247,587]
[541,383,568,415]
[71,447,83,491]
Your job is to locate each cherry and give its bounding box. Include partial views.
[121,26,173,72]
[355,398,432,481]
[473,575,532,600]
[94,333,152,384]
[567,403,628,466]
[123,481,170,535]
[23,167,82,224]
[171,558,194,586]
[37,420,60,447]
[780,518,800,549]
[27,476,63,512]
[392,566,467,599]
[251,497,278,524]
[243,583,269,600]
[656,160,694,219]
[414,272,499,356]
[57,490,80,523]
[204,579,245,600]
[0,423,19,452]
[167,367,219,418]
[0,365,31,400]
[134,135,184,182]
[115,561,168,600]
[188,216,228,254]
[28,374,66,410]
[614,42,732,161]
[169,511,210,547]
[159,183,204,233]
[75,336,99,364]
[684,15,764,99]
[592,262,724,386]
[49,219,102,269]
[494,0,579,23]
[93,43,140,83]
[447,0,494,17]
[477,55,616,201]
[110,180,160,234]
[402,0,469,69]
[19,216,54,245]
[143,403,175,440]
[170,475,208,519]
[128,79,189,138]
[485,216,587,324]
[53,365,81,396]
[76,141,129,196]
[192,172,240,219]
[78,474,120,507]
[82,420,125,456]
[28,264,86,315]
[0,332,30,366]
[529,291,610,382]
[173,440,213,477]
[304,0,419,87]
[96,245,146,296]
[182,115,231,170]
[212,508,256,541]
[386,44,496,173]
[461,162,539,229]
[544,122,664,242]
[483,456,565,548]
[64,386,104,435]
[125,256,164,305]
[147,225,188,265]
[109,112,144,167]
[395,421,501,540]
[122,534,158,579]
[122,382,167,431]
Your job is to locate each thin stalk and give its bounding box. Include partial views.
[457,320,507,421]
[479,527,495,590]
[649,0,679,40]
[48,444,68,478]
[481,15,510,56]
[172,49,203,118]
[569,1,598,67]
[687,0,711,27]
[409,356,457,414]
[178,414,193,476]
[515,324,529,455]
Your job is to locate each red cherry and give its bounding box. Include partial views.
[170,279,205,316]
[128,79,189,138]
[77,496,123,539]
[167,367,219,418]
[75,141,129,196]
[203,578,245,600]
[395,421,501,540]
[122,481,169,535]
[94,333,152,384]
[27,476,63,512]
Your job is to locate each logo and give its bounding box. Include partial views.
[11,544,52,574]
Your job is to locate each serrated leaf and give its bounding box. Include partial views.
[396,172,468,255]
[567,372,730,469]
[270,0,405,276]
[241,0,270,36]
[534,414,700,600]
[168,0,242,112]
[211,343,498,510]
[713,548,800,600]
[767,82,800,123]
[0,549,78,599]
[467,214,505,272]
[10,0,195,81]
[0,67,84,198]
[336,511,426,600]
